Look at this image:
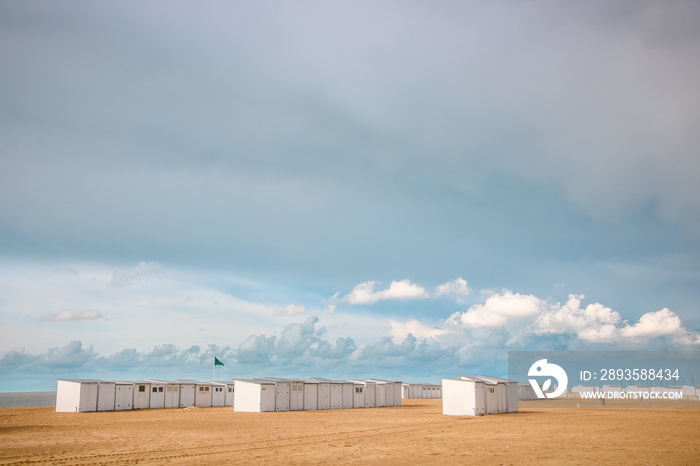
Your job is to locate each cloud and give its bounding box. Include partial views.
[619,308,700,346]
[324,292,339,314]
[43,340,98,368]
[236,316,356,365]
[236,334,277,364]
[533,294,622,340]
[435,277,471,299]
[275,304,306,316]
[344,279,429,305]
[389,319,449,343]
[448,291,545,328]
[444,291,700,348]
[39,309,104,322]
[110,262,157,288]
[277,316,322,357]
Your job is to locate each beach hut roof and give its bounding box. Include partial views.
[454,375,487,383]
[58,378,108,383]
[234,378,276,385]
[476,375,517,384]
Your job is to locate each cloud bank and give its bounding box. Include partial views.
[447,292,700,347]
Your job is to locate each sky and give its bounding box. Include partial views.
[1,0,700,392]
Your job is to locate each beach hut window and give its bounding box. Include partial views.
[355,387,363,393]
[228,388,233,392]
[152,387,158,393]
[139,385,146,392]
[158,387,163,392]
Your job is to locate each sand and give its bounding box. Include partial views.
[1,399,699,465]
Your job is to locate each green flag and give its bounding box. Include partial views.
[214,357,224,366]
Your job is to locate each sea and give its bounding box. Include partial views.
[0,392,57,408]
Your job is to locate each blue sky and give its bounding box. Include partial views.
[1,1,700,391]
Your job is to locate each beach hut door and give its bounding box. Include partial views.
[290,382,304,410]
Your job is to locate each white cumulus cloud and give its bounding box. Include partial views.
[435,277,471,299]
[445,291,700,348]
[344,279,429,305]
[389,319,449,343]
[447,291,545,329]
[533,294,622,340]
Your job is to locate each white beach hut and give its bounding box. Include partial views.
[519,383,538,400]
[233,379,277,412]
[315,379,331,410]
[211,381,235,406]
[174,380,213,408]
[651,386,678,397]
[442,376,486,416]
[131,381,151,409]
[371,379,402,407]
[625,385,649,397]
[472,376,507,414]
[267,377,319,411]
[678,385,697,399]
[478,376,519,413]
[311,378,341,409]
[370,380,387,407]
[95,381,116,411]
[302,380,319,411]
[146,380,166,408]
[288,380,304,411]
[211,382,227,407]
[364,381,377,407]
[603,385,623,394]
[329,381,343,409]
[271,379,291,412]
[114,382,134,411]
[393,381,403,406]
[56,379,105,413]
[194,381,213,408]
[340,380,355,409]
[223,382,235,407]
[377,380,394,406]
[427,384,442,399]
[403,383,442,399]
[348,380,376,408]
[251,378,291,411]
[571,385,598,398]
[350,381,365,408]
[163,381,181,408]
[176,380,196,408]
[328,380,344,409]
[373,379,403,406]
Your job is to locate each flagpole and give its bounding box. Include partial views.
[213,357,216,381]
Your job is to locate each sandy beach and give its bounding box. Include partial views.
[1,399,699,465]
